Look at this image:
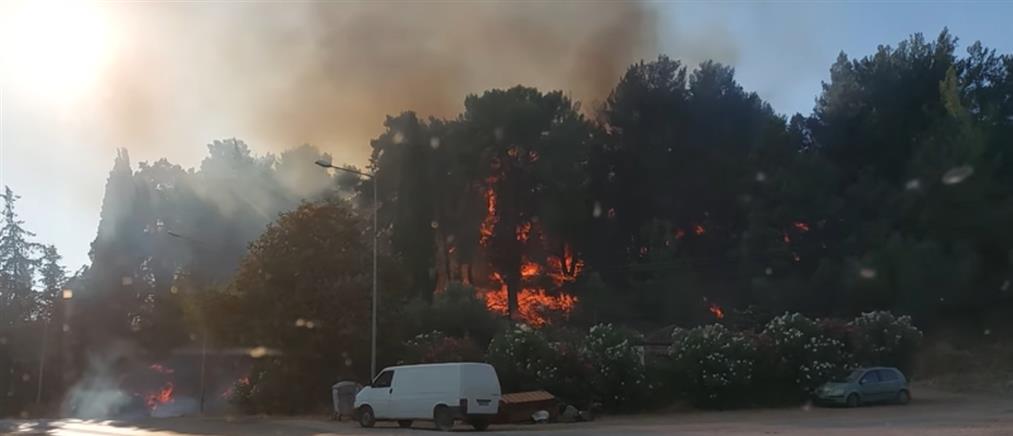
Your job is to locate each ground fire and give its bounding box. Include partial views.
[145,382,175,410]
[476,179,581,326]
[708,303,725,320]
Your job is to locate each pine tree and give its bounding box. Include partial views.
[0,186,38,415]
[38,245,66,321]
[0,186,38,326]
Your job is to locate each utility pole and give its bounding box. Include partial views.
[315,160,379,377]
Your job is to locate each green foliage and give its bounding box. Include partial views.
[848,311,924,373]
[663,311,922,408]
[229,358,330,415]
[669,324,756,408]
[203,198,408,413]
[401,331,484,364]
[761,313,853,396]
[0,186,39,325]
[406,283,503,348]
[485,325,561,393]
[579,324,648,410]
[485,323,649,410]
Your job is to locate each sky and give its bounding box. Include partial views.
[1,1,1011,272]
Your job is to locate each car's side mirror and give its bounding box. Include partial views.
[859,379,866,385]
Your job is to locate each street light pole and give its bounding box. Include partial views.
[371,170,378,379]
[166,231,209,414]
[316,160,378,377]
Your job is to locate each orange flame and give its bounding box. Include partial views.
[477,182,580,326]
[546,244,583,286]
[479,184,497,246]
[516,222,532,243]
[483,286,577,327]
[221,376,250,399]
[520,261,540,279]
[145,382,174,410]
[482,249,580,326]
[708,303,725,320]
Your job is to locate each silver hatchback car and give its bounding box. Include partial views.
[816,367,911,407]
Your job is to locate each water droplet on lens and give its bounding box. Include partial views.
[859,268,877,279]
[942,165,974,185]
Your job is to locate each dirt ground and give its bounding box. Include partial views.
[4,385,1013,435]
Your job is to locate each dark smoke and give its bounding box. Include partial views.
[94,2,659,163]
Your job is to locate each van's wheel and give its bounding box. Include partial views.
[358,406,376,428]
[896,390,911,405]
[469,417,490,431]
[397,420,412,428]
[846,393,860,408]
[433,405,455,431]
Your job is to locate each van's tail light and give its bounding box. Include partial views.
[459,398,468,413]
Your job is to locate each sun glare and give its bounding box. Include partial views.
[3,1,115,102]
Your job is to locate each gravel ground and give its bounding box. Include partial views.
[4,386,1012,435]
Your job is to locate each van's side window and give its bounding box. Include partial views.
[372,370,394,388]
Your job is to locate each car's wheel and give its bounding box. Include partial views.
[397,420,412,428]
[896,390,911,405]
[358,406,376,428]
[433,405,455,432]
[469,417,490,431]
[846,393,860,408]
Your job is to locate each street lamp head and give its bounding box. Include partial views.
[314,159,333,168]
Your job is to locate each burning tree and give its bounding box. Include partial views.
[464,87,593,323]
[365,87,594,326]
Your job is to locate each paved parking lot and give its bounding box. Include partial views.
[4,387,1012,435]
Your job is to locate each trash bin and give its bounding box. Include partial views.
[331,381,361,421]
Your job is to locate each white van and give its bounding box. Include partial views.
[354,362,501,431]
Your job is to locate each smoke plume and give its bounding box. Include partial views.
[92,2,659,164]
[61,342,135,419]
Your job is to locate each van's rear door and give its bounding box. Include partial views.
[460,364,501,415]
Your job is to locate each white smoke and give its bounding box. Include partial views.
[60,343,134,419]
